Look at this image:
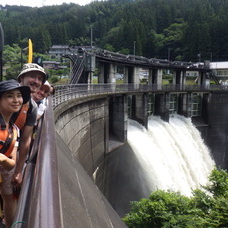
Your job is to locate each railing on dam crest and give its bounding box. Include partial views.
[53,83,228,109]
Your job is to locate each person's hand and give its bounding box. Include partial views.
[11,171,23,189]
[0,153,7,163]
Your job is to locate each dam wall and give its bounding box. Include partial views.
[54,92,228,182]
[198,92,228,169]
[54,95,109,184]
[53,91,228,226]
[54,95,127,227]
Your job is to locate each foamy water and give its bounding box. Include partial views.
[127,114,215,196]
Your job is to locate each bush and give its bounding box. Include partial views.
[123,168,228,228]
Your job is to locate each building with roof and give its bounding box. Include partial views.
[42,61,67,70]
[210,61,228,78]
[210,61,228,84]
[48,45,71,60]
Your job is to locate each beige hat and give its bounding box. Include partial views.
[42,80,51,91]
[18,63,47,84]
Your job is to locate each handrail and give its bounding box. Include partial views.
[13,97,62,227]
[12,83,228,227]
[53,83,228,109]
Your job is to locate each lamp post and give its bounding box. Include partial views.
[133,41,136,56]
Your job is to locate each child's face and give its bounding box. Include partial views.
[0,89,23,113]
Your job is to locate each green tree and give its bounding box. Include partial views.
[123,168,228,228]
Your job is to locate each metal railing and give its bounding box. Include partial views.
[13,97,62,228]
[12,83,228,227]
[53,83,228,109]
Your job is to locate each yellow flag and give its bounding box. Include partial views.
[28,39,33,63]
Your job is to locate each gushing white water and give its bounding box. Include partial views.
[127,114,215,196]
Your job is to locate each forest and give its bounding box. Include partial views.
[0,0,228,63]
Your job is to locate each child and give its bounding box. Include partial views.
[0,79,30,228]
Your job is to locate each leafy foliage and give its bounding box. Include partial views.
[0,0,228,61]
[123,168,228,228]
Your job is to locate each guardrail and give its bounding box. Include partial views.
[13,97,62,228]
[12,83,228,227]
[53,83,228,109]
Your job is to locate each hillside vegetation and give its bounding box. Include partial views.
[0,0,228,62]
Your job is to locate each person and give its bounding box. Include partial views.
[11,63,47,189]
[32,80,51,120]
[0,79,30,228]
[50,84,55,95]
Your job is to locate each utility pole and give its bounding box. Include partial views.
[90,25,93,48]
[168,47,170,61]
[167,48,170,75]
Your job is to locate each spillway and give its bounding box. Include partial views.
[104,114,215,217]
[128,115,215,197]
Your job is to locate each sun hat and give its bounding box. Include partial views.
[43,80,51,89]
[0,79,31,104]
[17,63,47,84]
[41,80,51,94]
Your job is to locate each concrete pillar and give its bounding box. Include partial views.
[175,70,182,85]
[179,93,192,117]
[123,66,129,84]
[197,71,205,85]
[131,93,148,128]
[148,69,157,84]
[133,67,140,84]
[109,95,127,142]
[98,62,105,83]
[182,71,187,85]
[109,64,116,83]
[157,69,163,84]
[154,93,169,122]
[201,71,210,86]
[128,66,134,83]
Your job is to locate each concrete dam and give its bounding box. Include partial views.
[52,84,228,226]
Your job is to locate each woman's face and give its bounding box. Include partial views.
[32,85,50,102]
[0,89,23,114]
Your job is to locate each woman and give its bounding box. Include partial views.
[0,79,30,228]
[32,80,51,120]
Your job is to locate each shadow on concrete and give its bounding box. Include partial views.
[103,142,154,218]
[56,133,127,228]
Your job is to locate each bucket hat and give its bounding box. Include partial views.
[41,80,52,95]
[0,79,31,104]
[43,80,51,89]
[17,63,47,84]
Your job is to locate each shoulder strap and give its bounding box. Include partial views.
[0,114,6,130]
[14,102,29,130]
[0,124,17,157]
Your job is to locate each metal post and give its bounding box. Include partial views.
[0,22,4,81]
[90,25,93,48]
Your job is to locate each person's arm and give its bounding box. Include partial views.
[0,146,17,170]
[11,125,34,186]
